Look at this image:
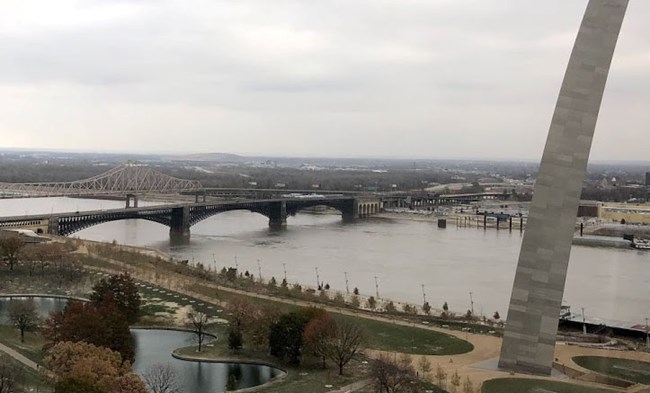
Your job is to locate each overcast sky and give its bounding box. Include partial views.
[0,0,648,161]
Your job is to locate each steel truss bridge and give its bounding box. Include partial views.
[0,162,203,198]
[0,197,362,237]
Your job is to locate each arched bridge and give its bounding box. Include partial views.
[0,197,373,238]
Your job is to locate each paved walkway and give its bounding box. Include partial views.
[331,378,371,392]
[0,342,39,371]
[83,251,650,392]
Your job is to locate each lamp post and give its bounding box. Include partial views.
[421,284,427,304]
[344,272,350,294]
[374,276,380,299]
[645,318,650,348]
[582,307,587,335]
[469,292,474,315]
[282,263,287,281]
[257,259,262,281]
[315,267,320,289]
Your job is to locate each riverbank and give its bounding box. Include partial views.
[572,235,632,249]
[74,241,650,391]
[4,244,650,392]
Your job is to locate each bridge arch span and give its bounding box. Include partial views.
[57,212,172,236]
[9,197,360,238]
[285,200,349,217]
[187,205,271,227]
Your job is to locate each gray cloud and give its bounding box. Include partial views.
[0,0,648,160]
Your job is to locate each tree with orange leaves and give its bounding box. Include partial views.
[303,313,337,368]
[44,341,147,393]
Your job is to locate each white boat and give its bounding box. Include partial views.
[632,239,650,250]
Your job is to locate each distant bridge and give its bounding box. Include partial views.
[198,188,359,200]
[0,163,203,198]
[198,188,511,206]
[381,191,511,209]
[0,196,382,238]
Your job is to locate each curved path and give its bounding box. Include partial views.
[0,342,39,371]
[84,253,650,391]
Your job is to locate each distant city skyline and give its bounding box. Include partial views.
[1,0,648,161]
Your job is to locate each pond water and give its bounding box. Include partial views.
[131,329,284,393]
[0,296,67,324]
[0,297,284,393]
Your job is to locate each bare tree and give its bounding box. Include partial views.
[450,370,461,393]
[143,363,179,393]
[417,356,432,379]
[20,246,39,277]
[8,299,39,343]
[188,312,209,352]
[0,237,23,271]
[462,376,474,393]
[0,357,24,393]
[434,364,447,389]
[39,243,75,287]
[326,320,365,375]
[371,353,417,393]
[398,353,412,369]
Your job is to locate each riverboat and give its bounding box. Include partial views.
[632,239,650,250]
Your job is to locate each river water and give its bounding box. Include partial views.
[1,197,648,326]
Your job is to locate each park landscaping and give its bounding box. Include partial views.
[573,356,650,385]
[0,352,47,391]
[335,314,473,355]
[481,378,619,393]
[1,237,477,392]
[127,277,474,357]
[0,325,46,364]
[78,244,475,359]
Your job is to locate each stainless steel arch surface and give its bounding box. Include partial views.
[498,0,629,375]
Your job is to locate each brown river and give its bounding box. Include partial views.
[1,197,648,327]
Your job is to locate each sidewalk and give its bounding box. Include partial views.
[0,341,39,371]
[331,378,371,393]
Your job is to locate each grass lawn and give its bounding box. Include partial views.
[0,353,50,391]
[142,278,474,356]
[481,378,619,393]
[174,343,369,393]
[0,325,47,364]
[135,280,226,316]
[252,362,364,393]
[573,356,650,385]
[335,314,473,355]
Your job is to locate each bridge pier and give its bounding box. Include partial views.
[341,199,359,221]
[268,201,287,228]
[126,194,138,208]
[46,217,59,235]
[170,206,190,239]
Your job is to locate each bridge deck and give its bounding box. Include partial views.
[0,196,356,222]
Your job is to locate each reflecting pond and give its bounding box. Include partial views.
[132,329,284,392]
[0,296,67,324]
[0,297,284,392]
